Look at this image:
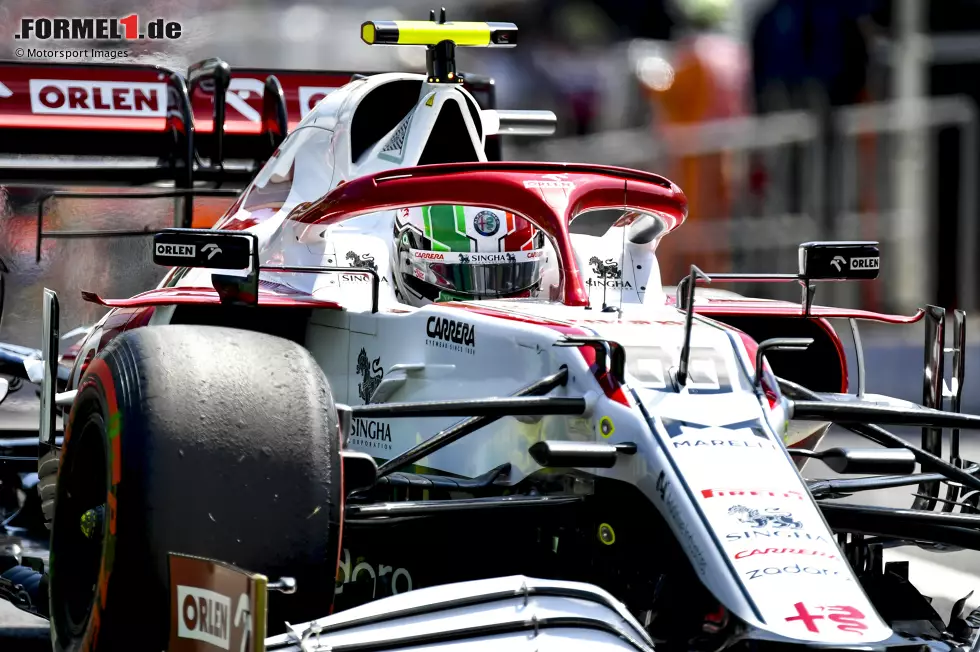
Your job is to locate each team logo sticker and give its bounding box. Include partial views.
[473,210,500,236]
[346,250,377,271]
[356,348,383,404]
[727,505,802,530]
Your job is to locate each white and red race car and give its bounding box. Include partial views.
[0,15,978,652]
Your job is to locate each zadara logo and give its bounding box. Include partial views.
[16,16,182,41]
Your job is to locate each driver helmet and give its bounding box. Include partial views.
[392,205,547,306]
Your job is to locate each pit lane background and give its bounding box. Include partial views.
[3,192,980,644]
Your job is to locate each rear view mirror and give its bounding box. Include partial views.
[152,229,253,270]
[792,447,916,475]
[798,241,880,280]
[755,338,813,390]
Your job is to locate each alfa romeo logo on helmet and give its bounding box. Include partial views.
[473,210,500,236]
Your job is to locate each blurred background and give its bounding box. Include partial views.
[5,0,980,633]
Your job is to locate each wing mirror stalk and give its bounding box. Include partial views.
[790,447,916,475]
[755,338,813,392]
[529,440,637,469]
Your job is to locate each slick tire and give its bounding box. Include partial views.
[48,326,343,652]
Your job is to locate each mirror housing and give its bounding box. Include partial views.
[755,338,813,390]
[793,447,916,475]
[529,440,636,469]
[798,241,880,280]
[153,228,253,270]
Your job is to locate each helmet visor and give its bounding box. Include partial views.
[408,248,546,297]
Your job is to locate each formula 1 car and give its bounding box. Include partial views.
[2,13,980,652]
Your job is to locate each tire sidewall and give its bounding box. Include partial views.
[50,358,120,652]
[49,326,342,652]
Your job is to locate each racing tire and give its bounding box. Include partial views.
[38,447,59,527]
[47,325,343,652]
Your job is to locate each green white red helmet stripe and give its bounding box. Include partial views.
[422,205,473,253]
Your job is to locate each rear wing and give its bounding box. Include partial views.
[0,59,502,228]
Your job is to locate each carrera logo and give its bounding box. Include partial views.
[30,79,166,117]
[177,585,231,650]
[426,316,476,355]
[850,257,879,270]
[701,488,805,500]
[734,547,837,561]
[526,250,543,259]
[155,243,196,258]
[414,251,445,261]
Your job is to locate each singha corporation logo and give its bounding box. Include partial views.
[589,256,622,279]
[587,256,631,289]
[728,505,803,530]
[356,347,384,403]
[346,251,378,271]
